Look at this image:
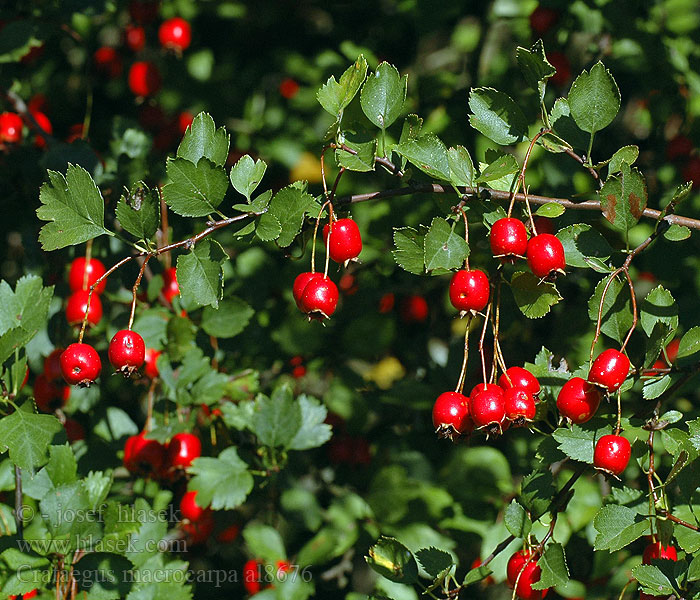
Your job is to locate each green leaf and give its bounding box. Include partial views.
[607,145,639,174]
[415,547,453,579]
[599,163,648,232]
[317,55,368,118]
[360,62,407,129]
[477,152,518,183]
[336,138,377,172]
[556,223,612,269]
[567,62,621,134]
[394,134,450,181]
[268,182,318,247]
[549,98,589,151]
[366,536,419,584]
[37,165,110,250]
[288,395,332,451]
[520,469,554,517]
[230,154,267,201]
[187,446,253,510]
[632,564,678,596]
[640,286,678,337]
[0,402,62,469]
[468,87,528,146]
[201,297,254,338]
[664,224,691,241]
[176,238,228,309]
[0,20,42,63]
[504,500,532,538]
[532,543,569,590]
[392,227,425,275]
[177,111,229,167]
[462,563,494,586]
[115,182,160,241]
[255,211,282,242]
[163,157,229,217]
[516,40,556,101]
[676,326,700,366]
[510,271,562,319]
[552,424,612,464]
[587,275,633,344]
[423,217,469,272]
[397,114,423,169]
[447,145,475,187]
[593,504,649,551]
[534,203,565,218]
[251,385,302,449]
[643,375,673,400]
[243,523,287,562]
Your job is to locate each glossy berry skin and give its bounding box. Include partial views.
[514,561,548,600]
[162,267,180,304]
[243,559,264,594]
[34,374,70,412]
[68,257,107,294]
[109,330,146,375]
[594,434,631,476]
[557,377,601,424]
[180,490,209,522]
[400,295,429,323]
[432,392,471,437]
[499,367,540,397]
[167,432,202,469]
[504,388,536,423]
[490,218,528,260]
[65,289,103,327]
[470,388,506,430]
[0,112,23,143]
[664,339,680,364]
[526,233,566,278]
[589,349,630,393]
[470,382,504,399]
[43,348,64,382]
[159,17,192,51]
[449,269,490,313]
[123,431,166,476]
[144,348,161,379]
[299,276,338,318]
[643,542,677,564]
[128,61,161,97]
[293,272,323,309]
[60,343,101,386]
[125,24,146,52]
[323,218,363,263]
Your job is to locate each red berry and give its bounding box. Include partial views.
[470,382,504,399]
[108,329,146,375]
[217,523,240,543]
[594,434,631,476]
[65,289,103,327]
[167,432,202,469]
[547,52,571,87]
[93,46,123,79]
[68,257,107,294]
[292,365,306,378]
[378,292,395,313]
[129,0,159,24]
[470,387,506,432]
[514,561,548,600]
[299,276,338,319]
[0,112,23,144]
[9,590,38,600]
[589,349,630,393]
[293,272,323,309]
[162,267,180,304]
[449,269,490,313]
[43,348,64,382]
[123,431,166,476]
[128,61,162,97]
[64,418,86,442]
[526,233,566,278]
[180,490,209,522]
[144,348,161,379]
[556,377,601,424]
[499,367,540,397]
[158,17,192,52]
[400,295,429,323]
[490,218,528,260]
[34,374,70,412]
[507,550,533,587]
[666,134,692,162]
[504,388,536,423]
[182,511,215,545]
[643,542,678,564]
[279,77,300,99]
[339,272,358,295]
[30,110,52,149]
[323,218,363,263]
[432,391,471,438]
[60,343,101,386]
[125,24,146,52]
[664,339,680,364]
[177,111,194,135]
[683,155,700,190]
[243,559,263,594]
[529,5,558,35]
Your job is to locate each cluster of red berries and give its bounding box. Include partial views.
[293,218,362,320]
[0,100,53,150]
[65,257,107,327]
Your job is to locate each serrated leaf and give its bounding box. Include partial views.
[675,326,700,365]
[447,145,475,187]
[360,62,407,130]
[632,564,677,596]
[177,111,229,167]
[468,87,528,145]
[504,500,532,538]
[37,165,110,250]
[423,217,469,272]
[549,98,589,151]
[593,504,648,551]
[115,182,160,241]
[201,297,254,338]
[607,145,639,174]
[664,224,691,241]
[510,271,562,319]
[336,137,377,172]
[366,536,419,584]
[176,238,228,309]
[268,183,318,247]
[392,227,425,275]
[243,523,287,562]
[255,211,282,241]
[187,446,253,510]
[251,385,302,449]
[532,543,569,589]
[477,152,518,183]
[288,395,332,451]
[415,547,453,579]
[0,402,62,469]
[556,223,612,269]
[516,40,556,101]
[230,154,267,201]
[535,203,565,218]
[587,275,633,344]
[599,163,648,232]
[317,55,368,118]
[552,424,612,464]
[163,157,229,217]
[640,286,678,337]
[394,134,450,181]
[567,62,621,134]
